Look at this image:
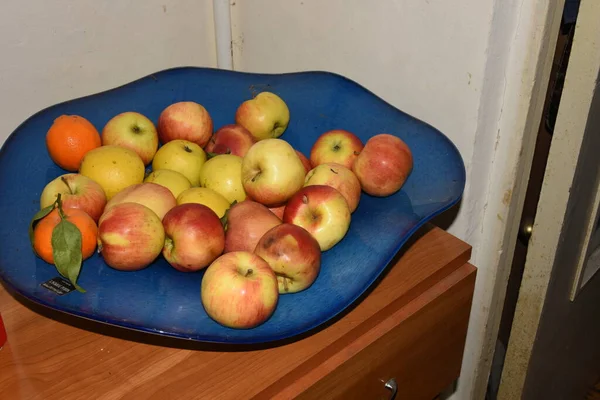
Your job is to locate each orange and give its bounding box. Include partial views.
[46,115,101,171]
[33,208,98,265]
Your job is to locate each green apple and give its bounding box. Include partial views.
[234,92,290,141]
[152,139,206,187]
[199,154,247,204]
[101,111,159,165]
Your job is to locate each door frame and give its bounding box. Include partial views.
[498,0,600,396]
[452,0,567,398]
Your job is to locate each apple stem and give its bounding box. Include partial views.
[56,193,67,220]
[164,237,174,254]
[245,268,253,277]
[60,176,75,194]
[330,168,338,174]
[183,145,192,153]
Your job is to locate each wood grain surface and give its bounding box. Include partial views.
[0,225,473,400]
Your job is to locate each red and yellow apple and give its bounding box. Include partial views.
[304,162,361,213]
[295,150,312,174]
[103,182,176,221]
[283,185,351,251]
[309,129,364,169]
[162,203,225,272]
[224,200,282,253]
[235,92,290,141]
[254,223,321,294]
[241,139,306,207]
[97,202,165,271]
[352,133,413,196]
[40,173,107,222]
[158,101,213,147]
[204,124,256,157]
[201,251,279,329]
[101,111,158,165]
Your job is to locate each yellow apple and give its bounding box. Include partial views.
[199,154,247,203]
[144,169,191,199]
[79,145,145,200]
[176,187,231,218]
[151,139,206,186]
[241,138,306,207]
[234,92,290,141]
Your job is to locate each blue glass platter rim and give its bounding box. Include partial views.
[0,66,465,345]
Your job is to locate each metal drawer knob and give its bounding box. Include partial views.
[384,378,398,399]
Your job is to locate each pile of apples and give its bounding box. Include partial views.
[36,91,413,330]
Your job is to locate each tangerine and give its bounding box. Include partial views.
[33,207,98,265]
[46,115,101,171]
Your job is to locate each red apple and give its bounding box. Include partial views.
[158,101,213,147]
[204,124,256,157]
[201,251,279,329]
[97,202,165,271]
[295,150,312,174]
[352,133,413,196]
[254,223,321,294]
[39,173,107,222]
[101,111,159,165]
[304,162,362,213]
[310,129,364,169]
[268,204,286,220]
[224,200,282,253]
[103,182,176,221]
[162,203,225,272]
[283,185,351,251]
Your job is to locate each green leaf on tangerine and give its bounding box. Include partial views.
[29,204,55,249]
[51,219,86,293]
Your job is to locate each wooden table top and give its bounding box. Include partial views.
[0,225,471,400]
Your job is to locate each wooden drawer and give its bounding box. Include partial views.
[295,264,476,400]
[0,225,476,400]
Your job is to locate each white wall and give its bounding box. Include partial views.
[0,0,217,144]
[231,1,530,399]
[230,0,495,241]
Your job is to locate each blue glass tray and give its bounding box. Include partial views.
[0,67,465,344]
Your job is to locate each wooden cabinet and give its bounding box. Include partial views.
[0,225,476,400]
